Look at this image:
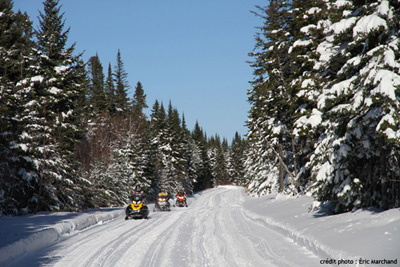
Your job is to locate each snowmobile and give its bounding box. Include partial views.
[174,194,188,207]
[125,194,149,220]
[154,195,171,211]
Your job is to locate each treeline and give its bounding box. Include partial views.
[245,0,400,213]
[0,0,245,215]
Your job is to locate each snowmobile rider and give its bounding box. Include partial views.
[130,185,145,202]
[176,191,186,198]
[158,189,169,200]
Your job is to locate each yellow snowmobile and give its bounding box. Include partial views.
[125,193,149,220]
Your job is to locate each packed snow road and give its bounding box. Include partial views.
[16,186,320,267]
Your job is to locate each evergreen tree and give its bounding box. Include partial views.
[310,0,400,212]
[148,100,168,192]
[0,0,37,215]
[131,81,148,117]
[192,121,212,191]
[164,102,187,191]
[87,54,107,114]
[228,132,246,185]
[113,49,130,114]
[105,63,116,115]
[28,0,86,212]
[208,135,228,186]
[246,0,400,212]
[181,113,196,193]
[246,0,296,195]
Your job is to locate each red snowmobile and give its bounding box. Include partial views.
[174,192,188,207]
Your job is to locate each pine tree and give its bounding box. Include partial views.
[192,121,212,191]
[113,49,130,114]
[246,0,297,195]
[131,81,148,117]
[310,0,400,212]
[246,0,400,211]
[208,135,228,186]
[0,0,37,215]
[87,54,107,114]
[180,113,195,193]
[228,132,246,185]
[27,0,86,212]
[105,63,116,115]
[163,102,187,191]
[148,100,168,192]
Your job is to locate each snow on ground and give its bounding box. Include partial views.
[0,186,399,267]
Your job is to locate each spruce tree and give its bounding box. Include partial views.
[192,121,212,191]
[208,135,228,186]
[105,63,116,115]
[87,54,107,114]
[131,81,148,117]
[113,49,130,114]
[0,0,36,215]
[228,132,246,185]
[148,100,167,192]
[29,0,86,212]
[311,0,400,212]
[246,0,296,195]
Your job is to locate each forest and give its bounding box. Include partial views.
[0,0,246,215]
[1,0,400,216]
[245,0,400,213]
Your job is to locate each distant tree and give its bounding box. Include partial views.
[131,81,148,117]
[87,54,107,114]
[228,132,246,185]
[113,49,130,114]
[105,63,116,115]
[208,135,228,186]
[192,121,212,191]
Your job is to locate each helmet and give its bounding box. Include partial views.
[135,185,141,191]
[161,189,165,193]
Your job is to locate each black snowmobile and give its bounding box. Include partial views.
[125,194,149,220]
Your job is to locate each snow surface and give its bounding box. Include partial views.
[0,186,399,267]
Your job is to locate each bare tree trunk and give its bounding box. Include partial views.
[381,145,388,210]
[292,138,298,177]
[266,141,299,189]
[278,143,284,192]
[381,177,388,210]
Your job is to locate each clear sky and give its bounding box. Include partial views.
[13,0,266,142]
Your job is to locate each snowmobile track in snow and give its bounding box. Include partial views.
[14,186,321,267]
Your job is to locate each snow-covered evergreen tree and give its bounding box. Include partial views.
[26,0,86,212]
[208,135,228,186]
[310,0,400,212]
[0,0,37,215]
[246,0,400,212]
[227,132,246,185]
[246,0,300,195]
[192,121,212,191]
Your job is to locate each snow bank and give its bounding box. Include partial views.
[243,193,400,266]
[0,209,123,265]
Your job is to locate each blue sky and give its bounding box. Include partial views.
[13,0,266,141]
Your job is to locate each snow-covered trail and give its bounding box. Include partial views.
[17,186,320,267]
